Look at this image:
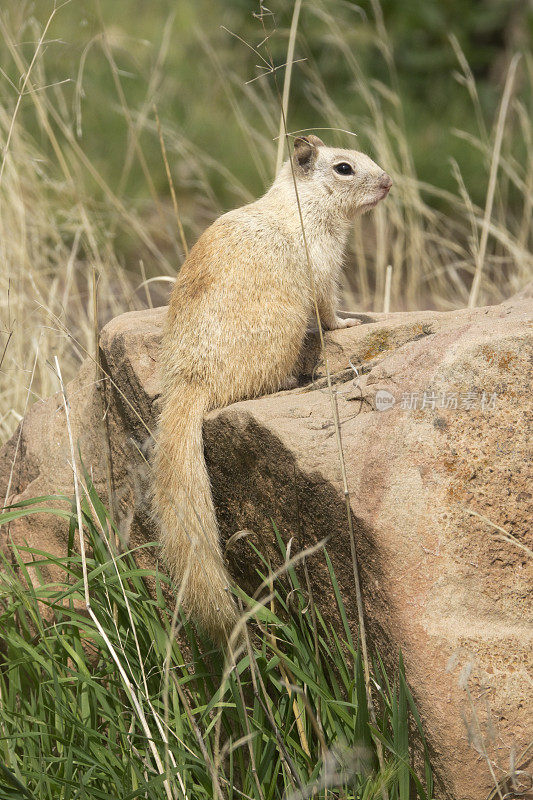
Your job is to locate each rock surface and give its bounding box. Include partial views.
[1,288,532,799]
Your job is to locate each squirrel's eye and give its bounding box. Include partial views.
[334,162,354,176]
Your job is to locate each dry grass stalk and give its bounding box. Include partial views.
[468,54,521,308]
[250,7,389,793]
[383,264,392,313]
[154,103,189,259]
[275,0,302,174]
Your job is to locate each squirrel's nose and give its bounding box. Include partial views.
[379,172,392,191]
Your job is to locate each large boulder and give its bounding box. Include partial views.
[1,287,532,799]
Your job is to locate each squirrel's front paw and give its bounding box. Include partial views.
[331,316,361,329]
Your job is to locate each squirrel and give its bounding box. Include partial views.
[153,134,392,643]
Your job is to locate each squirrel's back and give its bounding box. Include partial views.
[161,203,311,406]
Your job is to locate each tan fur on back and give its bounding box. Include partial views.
[153,135,391,643]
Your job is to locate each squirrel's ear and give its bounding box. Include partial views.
[293,135,323,173]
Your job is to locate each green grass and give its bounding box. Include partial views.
[0,480,435,799]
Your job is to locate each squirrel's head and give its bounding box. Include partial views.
[290,134,392,219]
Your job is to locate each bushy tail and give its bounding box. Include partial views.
[153,383,238,643]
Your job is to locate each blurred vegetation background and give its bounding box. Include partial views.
[4,1,529,199]
[0,0,532,441]
[6,1,530,195]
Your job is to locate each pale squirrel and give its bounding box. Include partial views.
[153,135,392,642]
